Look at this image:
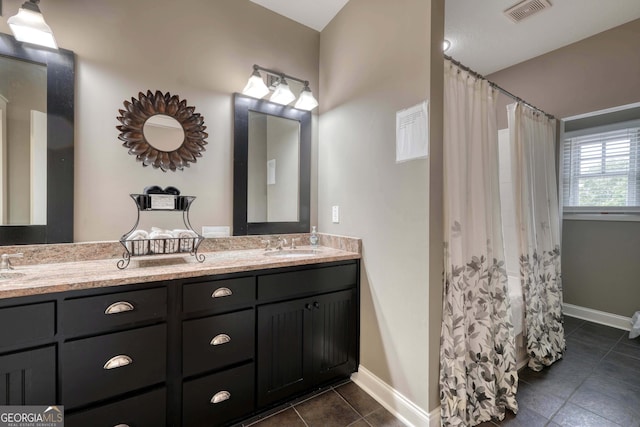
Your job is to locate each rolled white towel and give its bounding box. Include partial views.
[127,229,149,240]
[171,229,197,238]
[172,229,198,252]
[149,230,174,253]
[125,230,149,255]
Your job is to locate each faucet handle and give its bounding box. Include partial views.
[276,237,287,250]
[0,253,23,270]
[261,239,273,251]
[290,238,298,249]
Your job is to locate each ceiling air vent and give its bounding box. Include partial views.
[504,0,552,23]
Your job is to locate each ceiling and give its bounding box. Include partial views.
[445,0,640,74]
[249,0,349,32]
[251,0,640,75]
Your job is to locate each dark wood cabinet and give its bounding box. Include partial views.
[62,287,166,338]
[0,346,56,405]
[62,324,166,408]
[183,363,254,426]
[257,289,357,407]
[65,387,166,427]
[0,299,56,406]
[0,259,359,426]
[183,309,255,377]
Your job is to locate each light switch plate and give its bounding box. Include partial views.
[332,206,340,223]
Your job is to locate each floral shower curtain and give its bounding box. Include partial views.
[440,61,519,426]
[507,103,565,371]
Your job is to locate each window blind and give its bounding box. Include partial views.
[562,125,640,211]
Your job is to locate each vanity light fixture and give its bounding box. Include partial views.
[294,83,319,111]
[242,66,270,99]
[241,64,319,111]
[270,76,296,105]
[7,0,57,49]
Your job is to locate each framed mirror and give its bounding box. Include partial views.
[233,93,310,235]
[116,90,208,172]
[0,32,74,245]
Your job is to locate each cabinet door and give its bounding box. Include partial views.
[0,346,56,405]
[311,289,358,384]
[257,299,313,407]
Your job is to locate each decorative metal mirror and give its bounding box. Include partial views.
[116,90,208,172]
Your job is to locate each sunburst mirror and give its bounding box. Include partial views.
[116,90,208,172]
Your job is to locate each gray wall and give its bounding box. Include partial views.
[319,0,444,412]
[488,19,640,317]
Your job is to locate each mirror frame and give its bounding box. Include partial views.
[233,93,311,235]
[0,32,74,245]
[116,90,208,172]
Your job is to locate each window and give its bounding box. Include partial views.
[562,124,640,212]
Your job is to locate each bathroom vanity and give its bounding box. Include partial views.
[0,246,360,426]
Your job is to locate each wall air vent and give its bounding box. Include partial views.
[504,0,552,23]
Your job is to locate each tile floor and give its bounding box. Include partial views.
[239,381,406,427]
[236,316,640,427]
[481,316,640,426]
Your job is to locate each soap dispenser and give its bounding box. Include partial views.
[310,226,319,247]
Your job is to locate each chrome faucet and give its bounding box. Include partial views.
[262,236,287,251]
[275,237,287,250]
[0,253,23,270]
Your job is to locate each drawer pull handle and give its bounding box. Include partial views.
[210,390,231,404]
[114,425,130,427]
[210,334,231,346]
[103,355,133,370]
[212,287,232,298]
[105,301,134,315]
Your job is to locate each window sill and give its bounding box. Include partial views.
[563,213,640,222]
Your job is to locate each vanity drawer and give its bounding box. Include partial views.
[183,363,254,427]
[66,387,166,427]
[62,287,166,338]
[0,302,55,348]
[183,309,255,377]
[183,276,255,314]
[258,263,357,302]
[62,324,166,408]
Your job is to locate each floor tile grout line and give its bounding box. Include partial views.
[291,405,310,427]
[333,385,374,419]
[547,324,634,426]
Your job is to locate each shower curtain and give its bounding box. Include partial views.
[440,61,518,426]
[507,103,565,371]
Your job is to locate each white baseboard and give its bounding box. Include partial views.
[563,303,632,331]
[351,365,439,427]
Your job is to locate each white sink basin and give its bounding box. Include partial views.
[263,249,320,258]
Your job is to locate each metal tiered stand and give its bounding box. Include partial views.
[117,194,205,269]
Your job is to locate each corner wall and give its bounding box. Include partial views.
[319,0,444,419]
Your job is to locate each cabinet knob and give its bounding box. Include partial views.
[212,287,233,298]
[210,390,231,404]
[210,334,231,346]
[314,301,320,309]
[305,303,312,310]
[103,355,133,370]
[104,301,135,315]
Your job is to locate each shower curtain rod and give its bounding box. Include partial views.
[444,54,555,120]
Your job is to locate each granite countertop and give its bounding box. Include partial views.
[0,246,360,300]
